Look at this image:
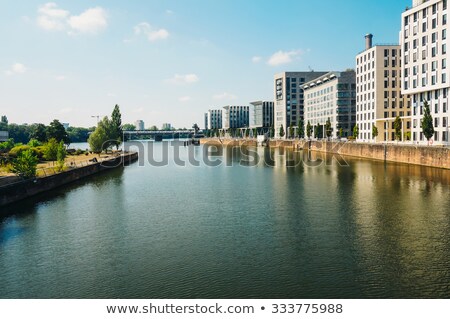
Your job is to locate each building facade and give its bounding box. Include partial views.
[302,71,356,138]
[162,123,172,130]
[274,71,328,138]
[135,120,145,131]
[249,101,274,130]
[401,0,450,145]
[356,34,411,142]
[206,109,223,130]
[222,106,249,130]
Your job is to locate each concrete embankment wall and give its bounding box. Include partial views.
[200,138,449,169]
[305,141,449,170]
[0,152,138,207]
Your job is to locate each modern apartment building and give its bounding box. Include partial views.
[274,71,327,138]
[162,123,172,130]
[222,106,249,130]
[135,120,145,131]
[356,34,411,142]
[249,101,274,130]
[401,0,450,145]
[205,109,223,130]
[302,71,356,138]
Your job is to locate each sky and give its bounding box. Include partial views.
[0,0,411,129]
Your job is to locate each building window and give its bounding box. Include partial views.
[443,44,447,54]
[432,18,437,29]
[444,14,448,25]
[443,73,447,83]
[443,29,447,40]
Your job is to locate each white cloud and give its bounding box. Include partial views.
[166,9,174,15]
[5,63,27,76]
[55,75,66,81]
[165,73,199,84]
[133,22,169,42]
[36,3,107,34]
[267,50,302,66]
[68,7,108,34]
[252,56,262,63]
[213,92,237,100]
[178,96,191,102]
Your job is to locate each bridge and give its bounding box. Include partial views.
[123,130,197,140]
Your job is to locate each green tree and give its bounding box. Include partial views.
[0,115,8,131]
[421,101,434,145]
[306,121,312,139]
[56,141,66,172]
[372,125,379,140]
[325,118,332,139]
[339,127,344,138]
[11,149,38,179]
[0,138,15,152]
[394,116,402,141]
[43,138,59,162]
[149,125,158,131]
[298,118,305,138]
[88,117,109,155]
[122,123,136,131]
[353,124,359,139]
[279,124,285,138]
[314,123,320,139]
[30,123,47,142]
[110,104,123,149]
[66,127,91,143]
[7,123,31,144]
[289,125,294,139]
[47,120,70,145]
[28,139,42,147]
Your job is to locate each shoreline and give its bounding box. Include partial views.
[0,152,138,207]
[200,138,450,170]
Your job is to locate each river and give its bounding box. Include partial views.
[0,141,449,298]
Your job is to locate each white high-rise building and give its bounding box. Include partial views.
[249,101,274,130]
[302,71,356,139]
[135,120,145,131]
[222,106,249,130]
[274,71,327,138]
[401,0,450,145]
[356,34,411,142]
[206,109,223,130]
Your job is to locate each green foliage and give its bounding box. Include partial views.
[43,138,59,162]
[289,125,294,139]
[394,116,402,141]
[110,104,123,149]
[10,149,38,179]
[56,141,66,172]
[372,125,379,139]
[339,127,344,138]
[47,119,70,144]
[306,121,312,139]
[353,124,359,139]
[298,119,305,138]
[314,123,320,138]
[88,117,110,154]
[9,145,31,157]
[7,123,31,144]
[122,123,136,131]
[0,138,15,152]
[67,127,91,143]
[421,101,434,143]
[325,118,332,138]
[28,138,42,147]
[30,123,48,142]
[279,124,285,138]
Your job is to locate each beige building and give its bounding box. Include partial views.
[302,71,356,139]
[356,34,411,142]
[401,0,450,145]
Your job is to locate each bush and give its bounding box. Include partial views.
[28,139,42,147]
[0,139,15,153]
[31,146,45,160]
[43,138,59,162]
[9,145,31,157]
[10,149,38,179]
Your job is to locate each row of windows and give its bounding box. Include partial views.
[405,73,447,89]
[405,1,447,27]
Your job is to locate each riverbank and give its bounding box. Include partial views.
[0,152,138,207]
[200,138,449,170]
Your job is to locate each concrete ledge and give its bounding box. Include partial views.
[0,152,138,207]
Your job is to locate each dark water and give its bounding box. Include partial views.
[1,142,449,298]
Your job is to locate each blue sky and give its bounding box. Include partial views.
[0,0,410,129]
